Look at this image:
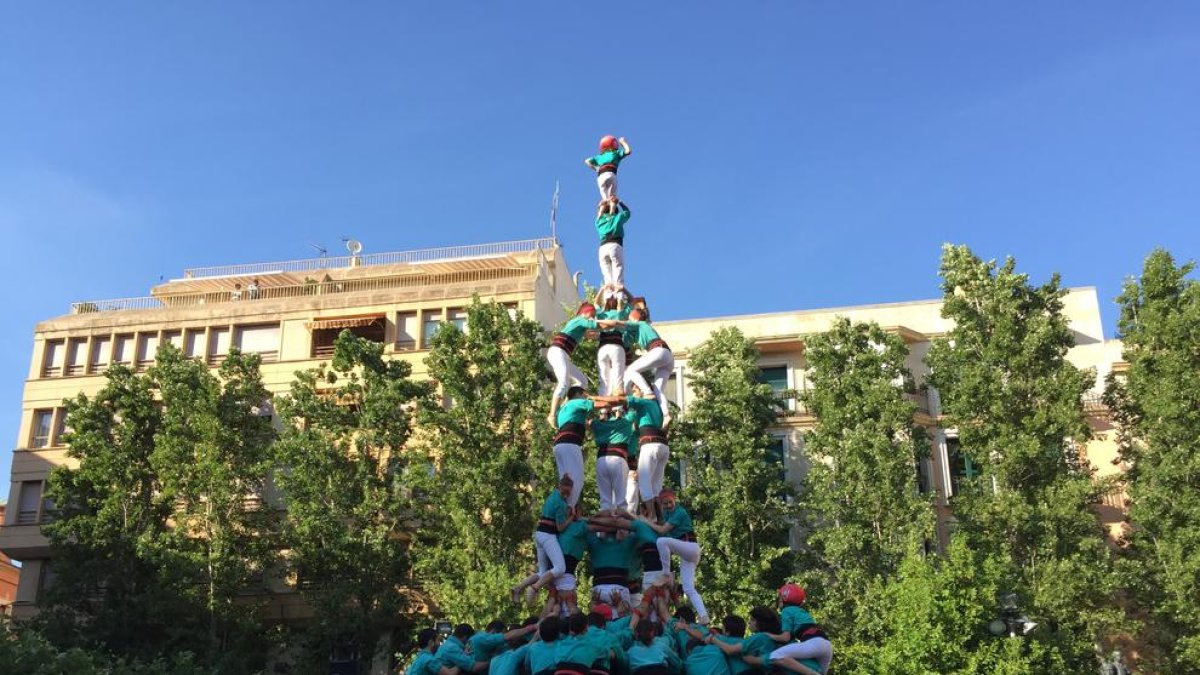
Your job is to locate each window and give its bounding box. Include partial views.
[17,481,44,524]
[235,324,280,362]
[664,370,682,411]
[396,311,418,350]
[447,307,468,333]
[309,317,385,358]
[757,365,791,410]
[31,410,54,448]
[89,336,111,374]
[916,446,934,494]
[54,409,67,446]
[208,327,231,365]
[502,302,519,320]
[184,329,206,359]
[421,310,443,348]
[163,330,183,350]
[65,339,87,376]
[113,334,134,366]
[42,340,65,377]
[947,436,979,497]
[37,562,58,601]
[766,435,788,484]
[136,333,160,370]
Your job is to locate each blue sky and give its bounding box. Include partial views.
[1,3,1197,484]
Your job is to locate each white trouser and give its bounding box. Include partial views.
[553,443,584,506]
[657,537,707,620]
[548,346,588,401]
[637,443,670,501]
[535,531,566,578]
[598,242,625,288]
[770,638,833,673]
[597,171,617,201]
[596,455,630,512]
[624,347,674,418]
[593,583,631,608]
[626,470,640,513]
[642,569,666,588]
[597,344,627,396]
[554,573,577,591]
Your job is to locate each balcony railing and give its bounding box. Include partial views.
[180,237,558,279]
[71,264,537,314]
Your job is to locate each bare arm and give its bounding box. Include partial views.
[585,158,598,170]
[674,621,709,642]
[712,639,742,656]
[619,137,631,155]
[503,625,538,642]
[637,516,674,534]
[766,630,792,643]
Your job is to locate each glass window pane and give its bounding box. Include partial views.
[113,335,134,364]
[421,311,442,347]
[396,312,417,349]
[236,324,281,360]
[89,336,111,373]
[18,481,42,524]
[31,410,53,448]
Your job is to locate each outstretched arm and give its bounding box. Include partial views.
[637,516,674,534]
[619,137,632,155]
[503,625,538,643]
[712,639,742,656]
[585,157,599,170]
[766,630,792,643]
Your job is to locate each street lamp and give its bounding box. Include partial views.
[986,592,1037,638]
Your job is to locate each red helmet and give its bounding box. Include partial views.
[591,603,615,621]
[599,135,618,151]
[578,302,596,317]
[778,583,806,605]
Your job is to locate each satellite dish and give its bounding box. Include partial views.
[345,239,363,255]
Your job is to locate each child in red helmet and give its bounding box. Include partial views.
[767,583,831,674]
[586,136,633,205]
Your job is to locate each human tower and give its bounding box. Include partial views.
[408,137,833,675]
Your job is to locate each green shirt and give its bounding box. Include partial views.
[556,634,605,667]
[408,651,442,675]
[470,632,510,663]
[630,520,659,548]
[559,316,598,343]
[435,636,475,671]
[628,642,677,671]
[541,490,569,527]
[625,395,663,430]
[558,519,589,559]
[606,615,635,650]
[526,640,560,675]
[595,204,631,242]
[489,644,529,675]
[584,626,621,669]
[714,636,751,675]
[780,606,816,636]
[587,531,636,570]
[686,643,731,675]
[664,506,694,538]
[558,398,596,429]
[592,416,634,447]
[623,321,661,351]
[590,147,628,170]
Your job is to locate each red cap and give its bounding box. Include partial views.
[778,583,806,605]
[599,135,618,151]
[592,603,615,621]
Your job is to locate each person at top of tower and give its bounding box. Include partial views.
[555,387,626,507]
[586,136,632,206]
[547,302,623,425]
[622,307,674,427]
[595,199,632,295]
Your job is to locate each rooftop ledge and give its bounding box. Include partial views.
[71,238,558,314]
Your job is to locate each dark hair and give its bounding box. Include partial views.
[567,612,588,635]
[674,606,696,624]
[748,606,780,634]
[417,628,439,649]
[566,386,586,399]
[635,620,658,645]
[587,612,607,629]
[486,620,506,633]
[453,623,474,640]
[723,615,746,638]
[539,616,562,642]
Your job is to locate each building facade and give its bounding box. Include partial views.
[0,237,579,620]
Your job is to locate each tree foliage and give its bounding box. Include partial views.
[39,345,276,671]
[797,317,936,646]
[1106,248,1200,672]
[673,326,797,615]
[273,331,430,673]
[926,244,1122,672]
[411,298,557,624]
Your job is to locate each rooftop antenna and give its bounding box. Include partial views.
[309,243,328,257]
[550,181,560,242]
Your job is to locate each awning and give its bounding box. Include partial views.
[305,315,385,330]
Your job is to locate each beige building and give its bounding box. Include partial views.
[1,237,1129,624]
[0,237,580,620]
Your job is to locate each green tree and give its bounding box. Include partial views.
[673,326,797,615]
[1106,248,1200,672]
[39,345,277,670]
[926,244,1122,672]
[412,298,557,624]
[797,317,936,646]
[274,331,431,673]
